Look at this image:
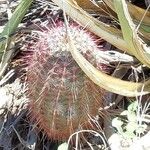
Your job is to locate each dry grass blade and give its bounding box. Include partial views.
[103,0,150,25]
[103,0,150,40]
[68,130,108,150]
[114,0,150,68]
[75,0,116,16]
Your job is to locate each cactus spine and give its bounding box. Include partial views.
[27,23,105,140]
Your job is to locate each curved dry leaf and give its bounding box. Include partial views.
[67,31,150,96]
[114,0,150,68]
[103,0,150,40]
[103,0,150,25]
[75,0,116,17]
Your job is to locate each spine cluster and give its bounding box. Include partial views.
[27,23,105,140]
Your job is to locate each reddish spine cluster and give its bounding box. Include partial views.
[26,23,105,140]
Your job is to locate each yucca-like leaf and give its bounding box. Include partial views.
[77,0,150,41]
[103,0,150,25]
[78,0,150,40]
[0,0,33,40]
[114,0,150,68]
[0,0,33,77]
[103,0,150,40]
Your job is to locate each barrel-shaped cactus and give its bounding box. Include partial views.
[27,23,106,140]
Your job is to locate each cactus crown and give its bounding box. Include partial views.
[26,22,105,140]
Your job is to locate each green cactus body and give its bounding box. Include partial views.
[27,23,105,140]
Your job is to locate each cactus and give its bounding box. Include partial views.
[26,23,106,140]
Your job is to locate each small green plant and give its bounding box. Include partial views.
[112,101,148,139]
